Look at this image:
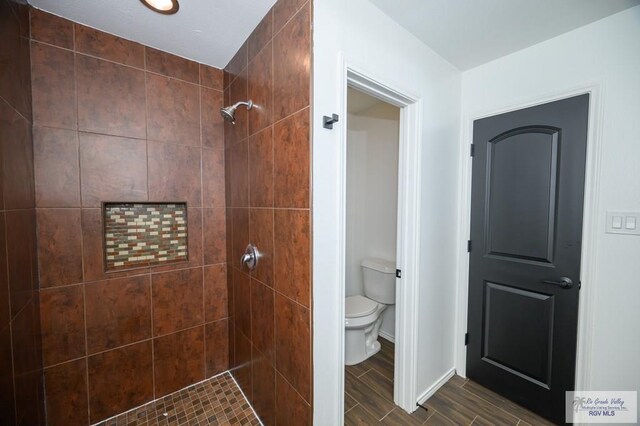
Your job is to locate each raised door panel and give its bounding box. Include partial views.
[482,282,554,389]
[485,127,559,265]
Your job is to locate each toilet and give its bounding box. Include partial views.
[345,258,396,366]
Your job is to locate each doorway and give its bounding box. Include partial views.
[343,87,401,422]
[316,67,424,425]
[346,87,400,345]
[466,94,589,424]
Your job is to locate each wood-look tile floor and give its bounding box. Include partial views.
[344,339,555,425]
[98,373,260,426]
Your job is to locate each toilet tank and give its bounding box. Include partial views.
[361,258,396,304]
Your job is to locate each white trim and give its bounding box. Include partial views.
[392,88,422,414]
[348,65,423,415]
[453,83,605,396]
[324,59,423,424]
[416,368,456,406]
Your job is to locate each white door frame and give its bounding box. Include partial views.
[454,83,605,396]
[327,60,423,423]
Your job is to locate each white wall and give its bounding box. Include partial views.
[346,128,368,297]
[313,0,462,423]
[456,6,640,394]
[346,112,400,339]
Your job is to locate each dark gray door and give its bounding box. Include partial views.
[466,94,589,424]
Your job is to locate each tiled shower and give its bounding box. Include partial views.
[0,0,312,424]
[31,7,228,425]
[224,0,312,424]
[1,0,43,424]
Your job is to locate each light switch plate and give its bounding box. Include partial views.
[606,211,640,235]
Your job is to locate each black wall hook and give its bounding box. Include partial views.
[323,114,339,129]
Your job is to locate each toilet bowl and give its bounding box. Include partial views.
[345,295,387,365]
[345,258,395,366]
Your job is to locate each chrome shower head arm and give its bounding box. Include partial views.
[233,100,253,110]
[219,99,254,124]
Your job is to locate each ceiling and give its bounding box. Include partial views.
[29,0,276,68]
[347,87,383,114]
[368,0,640,70]
[347,87,400,121]
[29,0,639,71]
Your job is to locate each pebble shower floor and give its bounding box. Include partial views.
[96,373,260,426]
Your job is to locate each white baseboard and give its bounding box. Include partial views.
[416,368,456,405]
[379,330,395,344]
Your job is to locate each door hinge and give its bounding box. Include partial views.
[465,333,469,346]
[396,269,402,278]
[467,240,472,252]
[470,143,475,157]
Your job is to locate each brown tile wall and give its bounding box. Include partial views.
[224,1,313,424]
[29,9,228,425]
[0,0,46,425]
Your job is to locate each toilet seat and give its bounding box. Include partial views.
[345,296,385,330]
[345,295,378,318]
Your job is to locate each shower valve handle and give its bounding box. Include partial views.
[241,244,260,271]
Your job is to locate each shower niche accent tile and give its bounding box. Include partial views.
[103,202,188,271]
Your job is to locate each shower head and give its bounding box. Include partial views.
[220,100,253,124]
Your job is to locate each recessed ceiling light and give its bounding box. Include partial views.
[140,0,179,14]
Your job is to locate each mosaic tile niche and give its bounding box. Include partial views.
[103,203,188,271]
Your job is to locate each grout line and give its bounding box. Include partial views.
[4,286,41,323]
[457,381,523,423]
[199,56,207,380]
[421,408,435,424]
[30,39,217,90]
[81,273,90,421]
[71,15,76,51]
[30,124,224,151]
[248,104,310,140]
[425,405,456,425]
[273,0,310,41]
[271,273,310,310]
[379,407,394,422]
[233,206,312,214]
[229,373,264,426]
[275,368,311,409]
[0,95,30,124]
[71,38,78,134]
[43,316,232,373]
[245,9,272,65]
[4,206,62,213]
[38,259,220,291]
[76,36,89,416]
[356,367,372,378]
[225,0,309,94]
[357,401,390,423]
[7,307,18,425]
[97,370,236,425]
[149,272,156,400]
[43,354,87,371]
[143,46,150,207]
[202,264,206,379]
[344,402,359,416]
